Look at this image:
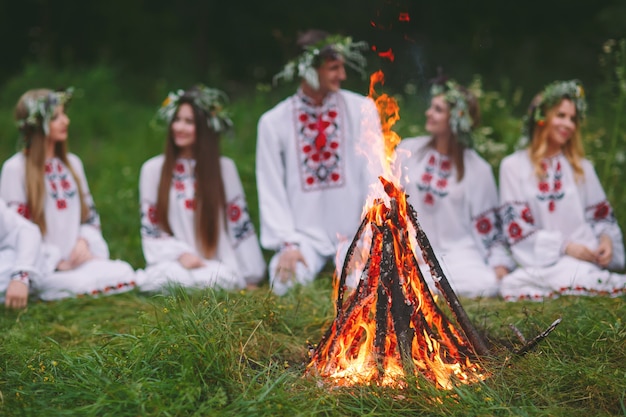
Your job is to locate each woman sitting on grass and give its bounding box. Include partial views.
[394,77,515,298]
[138,85,266,292]
[0,87,137,301]
[499,79,626,301]
[0,197,44,309]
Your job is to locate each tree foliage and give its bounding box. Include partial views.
[0,0,625,92]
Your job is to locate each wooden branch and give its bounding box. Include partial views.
[407,204,491,357]
[513,318,562,355]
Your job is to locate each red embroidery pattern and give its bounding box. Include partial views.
[295,93,344,191]
[585,200,616,226]
[476,217,492,235]
[17,203,31,220]
[227,195,255,247]
[536,159,564,212]
[140,202,164,238]
[148,205,158,224]
[77,280,137,298]
[472,208,505,254]
[228,204,241,222]
[500,201,536,245]
[504,284,626,302]
[416,152,451,205]
[45,160,77,211]
[172,160,196,211]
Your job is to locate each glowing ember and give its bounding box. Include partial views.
[372,46,396,62]
[399,12,410,22]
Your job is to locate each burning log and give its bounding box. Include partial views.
[406,200,490,357]
[306,177,487,388]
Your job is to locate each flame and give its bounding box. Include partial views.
[305,69,486,389]
[368,70,401,180]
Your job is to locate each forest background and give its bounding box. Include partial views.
[1,1,626,416]
[1,0,625,97]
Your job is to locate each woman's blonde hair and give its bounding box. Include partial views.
[528,97,585,181]
[14,88,89,235]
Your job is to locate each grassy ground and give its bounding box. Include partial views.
[0,41,625,416]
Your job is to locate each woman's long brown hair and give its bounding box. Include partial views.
[155,97,226,259]
[15,89,89,236]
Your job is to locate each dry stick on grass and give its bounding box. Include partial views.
[510,318,563,355]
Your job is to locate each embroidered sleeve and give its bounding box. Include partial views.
[500,201,536,246]
[466,154,515,270]
[140,201,167,239]
[222,158,266,284]
[0,199,43,284]
[10,271,30,286]
[581,161,625,270]
[472,208,504,250]
[226,195,255,247]
[0,158,29,219]
[82,194,101,228]
[585,200,616,226]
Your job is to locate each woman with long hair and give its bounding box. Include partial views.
[0,87,137,300]
[499,79,626,300]
[138,85,265,292]
[395,78,514,298]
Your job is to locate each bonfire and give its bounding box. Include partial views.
[305,70,490,389]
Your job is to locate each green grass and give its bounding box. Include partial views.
[1,288,625,416]
[1,44,626,416]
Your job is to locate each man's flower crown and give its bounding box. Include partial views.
[520,79,587,147]
[16,87,74,136]
[273,35,369,90]
[430,80,474,148]
[156,85,233,133]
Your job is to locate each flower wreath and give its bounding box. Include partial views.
[430,80,474,148]
[16,87,74,137]
[273,35,369,90]
[519,79,587,147]
[155,85,233,133]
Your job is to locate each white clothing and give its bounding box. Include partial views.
[0,153,137,300]
[499,150,626,301]
[0,197,44,303]
[396,136,515,298]
[138,155,266,292]
[256,88,384,294]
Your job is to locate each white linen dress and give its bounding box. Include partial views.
[499,150,626,301]
[0,153,137,300]
[138,155,266,292]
